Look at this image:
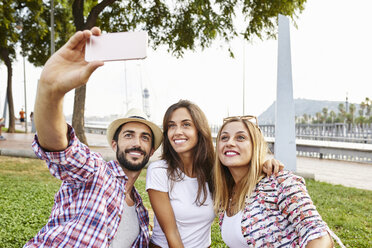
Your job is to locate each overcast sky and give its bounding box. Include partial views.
[1,0,371,126]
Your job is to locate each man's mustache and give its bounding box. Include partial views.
[125,147,146,156]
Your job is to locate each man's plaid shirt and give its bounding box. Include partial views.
[24,126,150,247]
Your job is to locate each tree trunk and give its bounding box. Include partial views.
[70,0,117,145]
[0,48,15,133]
[72,85,87,145]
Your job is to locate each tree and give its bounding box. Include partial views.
[322,107,328,124]
[19,0,307,144]
[360,101,366,117]
[0,2,18,132]
[365,97,371,118]
[0,1,46,132]
[330,110,336,123]
[355,110,365,126]
[315,112,322,124]
[302,113,308,124]
[337,103,346,123]
[349,103,356,124]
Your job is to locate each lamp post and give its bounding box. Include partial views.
[50,0,55,54]
[16,24,28,133]
[23,55,28,133]
[242,40,246,115]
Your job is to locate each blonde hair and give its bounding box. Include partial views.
[213,118,268,213]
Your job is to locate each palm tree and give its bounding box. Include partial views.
[338,103,346,122]
[360,101,366,117]
[349,104,356,124]
[302,113,309,124]
[330,110,336,123]
[365,97,371,118]
[315,112,322,124]
[322,107,328,124]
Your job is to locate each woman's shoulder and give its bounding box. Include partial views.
[147,159,169,170]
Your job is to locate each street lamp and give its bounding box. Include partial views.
[16,24,28,133]
[23,55,28,133]
[50,0,55,54]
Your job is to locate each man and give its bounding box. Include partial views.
[24,27,162,247]
[19,108,25,126]
[0,117,5,140]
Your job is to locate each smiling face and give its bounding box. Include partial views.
[218,121,253,170]
[167,107,198,158]
[112,122,154,171]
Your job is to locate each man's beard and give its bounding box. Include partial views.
[116,145,151,171]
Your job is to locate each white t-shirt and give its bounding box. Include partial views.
[110,200,140,248]
[146,160,215,248]
[221,211,250,248]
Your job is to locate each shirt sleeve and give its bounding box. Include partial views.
[145,161,169,192]
[277,171,329,247]
[32,124,102,182]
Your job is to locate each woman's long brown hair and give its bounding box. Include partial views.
[162,100,215,206]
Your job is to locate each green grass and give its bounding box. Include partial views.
[306,180,372,247]
[0,156,371,247]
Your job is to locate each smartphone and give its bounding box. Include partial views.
[85,31,148,62]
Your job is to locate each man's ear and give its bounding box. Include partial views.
[111,140,118,152]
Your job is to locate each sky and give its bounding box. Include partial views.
[1,0,372,126]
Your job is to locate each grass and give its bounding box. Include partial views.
[0,156,371,247]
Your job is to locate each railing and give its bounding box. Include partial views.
[85,122,372,164]
[260,123,372,144]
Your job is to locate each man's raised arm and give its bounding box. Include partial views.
[34,27,104,151]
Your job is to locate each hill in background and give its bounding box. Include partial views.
[258,98,359,125]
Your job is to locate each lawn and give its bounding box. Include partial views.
[0,156,370,247]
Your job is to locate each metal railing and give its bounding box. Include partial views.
[260,123,372,144]
[85,122,372,163]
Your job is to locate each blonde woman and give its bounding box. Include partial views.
[213,115,345,248]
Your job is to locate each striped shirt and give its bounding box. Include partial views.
[219,171,342,247]
[24,126,149,248]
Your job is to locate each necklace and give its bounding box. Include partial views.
[227,190,237,216]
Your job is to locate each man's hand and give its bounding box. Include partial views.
[35,27,104,151]
[39,27,104,96]
[262,159,284,176]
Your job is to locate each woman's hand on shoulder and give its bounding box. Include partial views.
[262,158,284,176]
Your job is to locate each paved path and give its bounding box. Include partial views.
[1,131,371,191]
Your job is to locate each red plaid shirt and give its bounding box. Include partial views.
[24,126,150,248]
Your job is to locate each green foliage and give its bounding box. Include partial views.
[2,156,370,247]
[15,0,308,64]
[0,157,60,247]
[98,0,307,57]
[18,0,75,66]
[298,97,372,125]
[306,179,372,247]
[0,1,20,62]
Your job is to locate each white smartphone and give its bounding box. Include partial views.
[85,31,148,62]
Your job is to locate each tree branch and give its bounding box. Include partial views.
[86,0,118,28]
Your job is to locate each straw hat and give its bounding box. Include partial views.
[106,108,163,150]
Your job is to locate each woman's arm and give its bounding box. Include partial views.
[306,234,333,248]
[148,189,184,248]
[277,172,335,247]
